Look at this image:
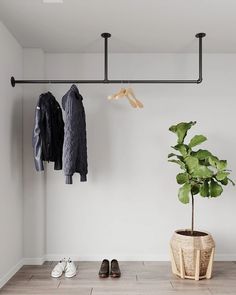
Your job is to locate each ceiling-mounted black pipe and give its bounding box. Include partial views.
[101,32,111,82]
[196,32,206,83]
[10,32,206,87]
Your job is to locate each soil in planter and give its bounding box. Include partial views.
[177,230,208,237]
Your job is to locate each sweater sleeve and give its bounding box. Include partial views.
[54,105,64,170]
[63,96,79,184]
[32,102,44,171]
[77,105,88,182]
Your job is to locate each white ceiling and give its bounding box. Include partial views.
[0,0,236,53]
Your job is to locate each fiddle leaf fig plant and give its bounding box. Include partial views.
[168,121,234,235]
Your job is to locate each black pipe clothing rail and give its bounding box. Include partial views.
[11,32,206,87]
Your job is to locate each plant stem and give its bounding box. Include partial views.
[191,192,194,235]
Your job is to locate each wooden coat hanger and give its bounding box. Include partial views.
[107,88,126,100]
[125,88,144,108]
[108,87,144,109]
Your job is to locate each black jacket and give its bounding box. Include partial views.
[32,92,64,171]
[62,85,88,184]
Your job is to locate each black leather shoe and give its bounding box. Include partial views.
[99,259,109,278]
[110,259,121,278]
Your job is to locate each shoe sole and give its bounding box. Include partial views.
[65,274,76,278]
[51,274,63,278]
[110,273,121,278]
[99,274,109,278]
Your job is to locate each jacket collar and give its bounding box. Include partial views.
[62,84,83,110]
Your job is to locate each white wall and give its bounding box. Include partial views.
[0,22,23,286]
[0,23,47,286]
[43,52,236,261]
[0,14,235,290]
[23,49,46,264]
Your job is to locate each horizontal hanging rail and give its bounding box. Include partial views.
[10,32,206,87]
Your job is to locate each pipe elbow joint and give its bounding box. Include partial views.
[197,77,203,84]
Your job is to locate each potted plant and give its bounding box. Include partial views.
[168,121,234,280]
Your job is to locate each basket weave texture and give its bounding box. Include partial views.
[170,230,215,277]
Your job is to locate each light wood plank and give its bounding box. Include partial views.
[0,261,236,295]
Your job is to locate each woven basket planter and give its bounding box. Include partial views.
[170,229,215,280]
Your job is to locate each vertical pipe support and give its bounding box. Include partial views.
[101,33,111,82]
[195,33,206,83]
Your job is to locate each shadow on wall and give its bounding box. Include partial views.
[87,101,112,182]
[22,87,47,259]
[10,97,22,179]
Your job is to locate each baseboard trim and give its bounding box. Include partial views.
[214,254,236,261]
[0,259,24,289]
[23,257,45,265]
[45,254,236,262]
[45,254,170,261]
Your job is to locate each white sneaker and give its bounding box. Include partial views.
[65,259,77,278]
[51,259,67,278]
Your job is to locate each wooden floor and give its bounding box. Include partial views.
[0,261,236,295]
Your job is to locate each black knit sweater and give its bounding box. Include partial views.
[62,85,88,184]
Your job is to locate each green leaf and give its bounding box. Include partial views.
[185,156,199,173]
[168,159,185,170]
[208,156,219,168]
[217,160,227,171]
[189,135,207,148]
[172,144,189,157]
[200,181,209,197]
[169,121,196,144]
[176,173,189,184]
[191,184,200,195]
[210,179,223,197]
[176,155,184,161]
[178,183,191,204]
[168,153,184,162]
[208,156,227,170]
[168,153,177,158]
[219,177,228,185]
[228,178,236,186]
[192,165,213,178]
[216,171,229,181]
[191,149,212,160]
